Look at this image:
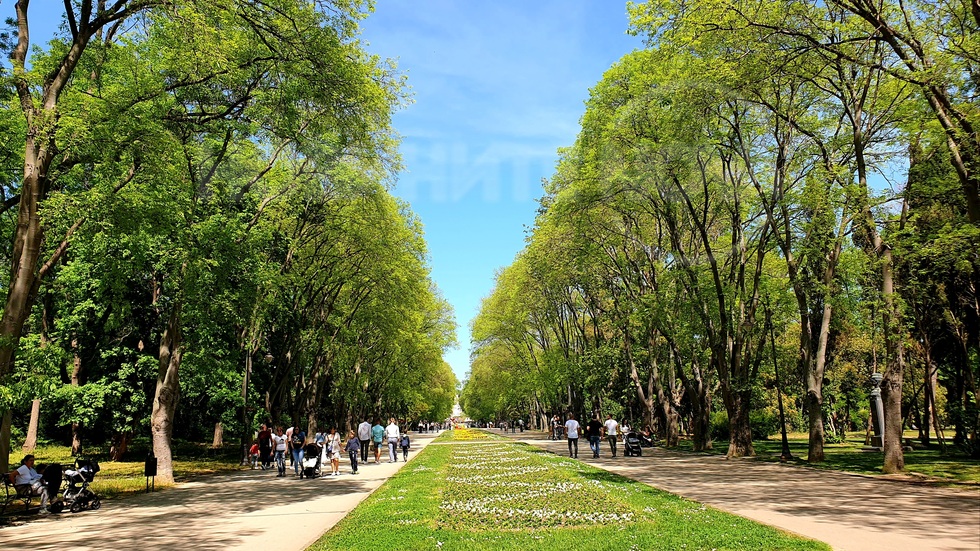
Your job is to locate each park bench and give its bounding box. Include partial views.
[1,472,35,514]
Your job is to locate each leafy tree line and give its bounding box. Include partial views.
[462,0,978,472]
[0,0,457,481]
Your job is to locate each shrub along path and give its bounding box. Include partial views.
[0,432,438,551]
[502,429,980,551]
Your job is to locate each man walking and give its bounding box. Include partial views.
[371,419,384,463]
[385,417,400,462]
[603,414,620,458]
[357,418,372,463]
[564,414,580,458]
[586,414,603,458]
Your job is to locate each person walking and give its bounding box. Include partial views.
[272,426,288,476]
[564,414,581,458]
[257,423,273,470]
[289,425,306,476]
[603,414,620,458]
[326,427,342,476]
[586,414,603,458]
[357,418,372,463]
[345,430,361,474]
[399,432,411,461]
[385,417,400,463]
[371,420,384,463]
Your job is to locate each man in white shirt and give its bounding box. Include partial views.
[603,414,620,458]
[357,419,373,464]
[13,455,49,513]
[385,418,400,462]
[564,414,581,458]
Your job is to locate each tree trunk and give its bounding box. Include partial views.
[240,351,253,461]
[674,346,711,451]
[150,306,183,484]
[71,336,83,456]
[880,248,906,473]
[212,422,223,448]
[109,432,130,461]
[22,399,41,452]
[685,374,712,452]
[726,389,755,458]
[0,410,11,473]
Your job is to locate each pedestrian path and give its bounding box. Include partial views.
[0,432,439,551]
[501,429,980,551]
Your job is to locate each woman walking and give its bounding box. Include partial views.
[345,430,360,474]
[326,427,342,476]
[272,426,288,477]
[289,425,306,477]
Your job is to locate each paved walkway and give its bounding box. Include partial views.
[501,429,980,551]
[0,432,439,551]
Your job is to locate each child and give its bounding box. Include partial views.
[249,442,260,469]
[399,433,410,462]
[344,430,360,474]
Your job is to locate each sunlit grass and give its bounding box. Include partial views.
[7,444,245,500]
[435,427,506,441]
[310,439,829,551]
[675,432,980,484]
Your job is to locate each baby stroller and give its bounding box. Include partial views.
[300,443,321,479]
[62,458,101,512]
[623,432,643,457]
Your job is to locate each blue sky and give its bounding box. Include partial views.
[22,1,643,382]
[358,2,642,381]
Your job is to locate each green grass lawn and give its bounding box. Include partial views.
[676,432,980,484]
[310,434,829,551]
[7,444,245,500]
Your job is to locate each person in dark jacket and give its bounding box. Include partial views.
[345,430,361,474]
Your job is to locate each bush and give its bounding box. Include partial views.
[710,411,729,441]
[709,409,784,441]
[750,409,781,440]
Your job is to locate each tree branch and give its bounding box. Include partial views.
[63,0,79,40]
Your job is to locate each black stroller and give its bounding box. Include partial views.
[300,443,321,479]
[61,458,101,512]
[623,432,643,457]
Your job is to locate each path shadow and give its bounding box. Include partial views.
[0,467,378,550]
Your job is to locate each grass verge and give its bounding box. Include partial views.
[433,427,506,442]
[7,444,244,500]
[676,432,980,484]
[310,439,829,551]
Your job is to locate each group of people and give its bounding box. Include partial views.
[559,413,623,459]
[249,418,413,478]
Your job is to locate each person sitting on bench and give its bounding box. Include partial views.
[13,455,50,514]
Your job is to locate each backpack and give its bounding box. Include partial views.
[400,435,410,448]
[291,431,304,447]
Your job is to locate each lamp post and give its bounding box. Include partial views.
[869,372,885,449]
[240,351,253,465]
